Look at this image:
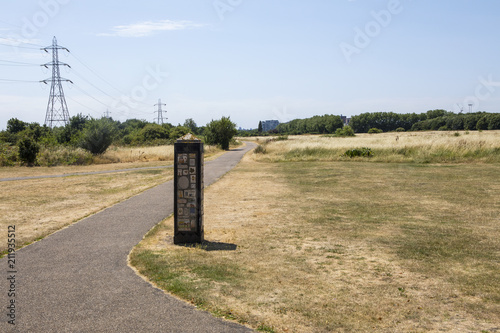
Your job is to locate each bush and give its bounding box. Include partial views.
[139,124,169,142]
[80,118,116,155]
[0,143,17,166]
[335,126,355,137]
[37,146,93,166]
[343,147,373,158]
[254,145,267,154]
[18,137,39,166]
[395,127,406,132]
[368,128,383,134]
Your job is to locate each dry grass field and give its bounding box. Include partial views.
[0,168,174,254]
[131,132,500,332]
[251,130,500,164]
[0,144,225,254]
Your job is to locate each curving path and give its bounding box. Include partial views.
[1,143,256,333]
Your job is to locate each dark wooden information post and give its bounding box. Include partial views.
[174,134,204,244]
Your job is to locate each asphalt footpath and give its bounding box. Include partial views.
[1,143,256,333]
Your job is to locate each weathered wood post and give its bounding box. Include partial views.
[174,134,204,244]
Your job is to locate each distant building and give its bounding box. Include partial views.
[261,120,280,132]
[340,115,351,126]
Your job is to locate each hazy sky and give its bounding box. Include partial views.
[1,0,499,130]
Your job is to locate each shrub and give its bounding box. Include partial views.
[139,124,169,142]
[80,118,116,155]
[368,128,383,134]
[254,145,267,154]
[335,126,355,137]
[18,137,39,166]
[0,143,18,166]
[343,147,373,158]
[395,127,405,132]
[37,146,93,166]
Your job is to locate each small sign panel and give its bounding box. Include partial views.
[174,135,204,244]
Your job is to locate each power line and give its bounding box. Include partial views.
[71,68,120,102]
[68,50,153,108]
[0,78,39,83]
[69,50,124,96]
[72,83,111,109]
[66,96,100,116]
[0,59,39,66]
[0,41,41,49]
[0,37,44,48]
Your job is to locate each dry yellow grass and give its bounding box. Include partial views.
[253,130,500,163]
[93,145,175,163]
[0,144,227,254]
[0,168,173,254]
[131,148,500,332]
[0,144,223,179]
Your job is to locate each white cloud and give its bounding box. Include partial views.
[98,20,205,38]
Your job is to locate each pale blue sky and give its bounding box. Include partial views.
[1,0,499,130]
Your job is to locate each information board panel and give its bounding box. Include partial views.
[174,135,204,244]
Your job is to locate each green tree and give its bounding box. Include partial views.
[204,116,238,150]
[169,126,191,141]
[183,118,198,134]
[7,118,27,134]
[258,121,263,133]
[80,118,116,155]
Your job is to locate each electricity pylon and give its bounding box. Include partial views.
[41,36,72,128]
[154,98,167,124]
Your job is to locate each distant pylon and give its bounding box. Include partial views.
[41,36,72,128]
[154,98,167,124]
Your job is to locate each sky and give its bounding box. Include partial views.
[1,0,499,130]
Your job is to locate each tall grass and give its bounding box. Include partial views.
[253,131,500,163]
[94,145,175,164]
[28,144,223,167]
[37,146,93,166]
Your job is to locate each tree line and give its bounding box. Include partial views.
[350,110,500,133]
[238,114,345,136]
[0,115,237,166]
[239,111,500,137]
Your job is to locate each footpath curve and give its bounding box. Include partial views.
[1,143,256,333]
